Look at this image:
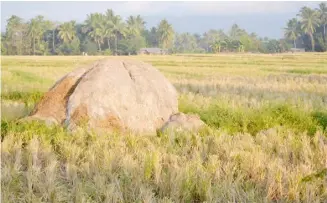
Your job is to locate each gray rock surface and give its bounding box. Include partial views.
[159,112,206,133]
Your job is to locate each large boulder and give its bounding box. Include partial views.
[28,58,178,133]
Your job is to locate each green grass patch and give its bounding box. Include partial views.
[2,91,44,105]
[1,120,66,141]
[311,111,327,131]
[286,69,327,75]
[179,100,324,135]
[261,67,327,74]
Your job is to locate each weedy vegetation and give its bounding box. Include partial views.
[1,53,327,202]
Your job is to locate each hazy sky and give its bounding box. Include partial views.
[1,1,319,39]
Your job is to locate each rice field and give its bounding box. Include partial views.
[1,53,327,202]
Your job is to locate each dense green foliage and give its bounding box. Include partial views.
[2,3,326,55]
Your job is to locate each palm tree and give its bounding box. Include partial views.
[221,38,232,52]
[104,22,114,51]
[298,7,320,51]
[284,18,300,48]
[105,9,115,21]
[28,18,42,55]
[84,13,106,51]
[148,27,158,47]
[6,15,24,54]
[103,9,116,51]
[230,40,243,52]
[210,40,223,53]
[58,21,76,43]
[229,24,244,40]
[239,44,245,52]
[203,30,220,51]
[27,15,48,55]
[88,23,105,51]
[316,3,327,41]
[157,19,174,49]
[111,15,126,55]
[6,15,22,36]
[49,21,59,53]
[126,15,145,37]
[136,15,146,30]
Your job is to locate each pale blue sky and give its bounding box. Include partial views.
[1,1,319,39]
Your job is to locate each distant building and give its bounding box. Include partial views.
[138,48,168,55]
[290,48,305,53]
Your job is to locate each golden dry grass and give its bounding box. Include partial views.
[1,53,327,202]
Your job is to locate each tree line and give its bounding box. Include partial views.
[1,2,326,55]
[284,2,327,52]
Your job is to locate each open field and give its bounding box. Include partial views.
[2,53,327,202]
